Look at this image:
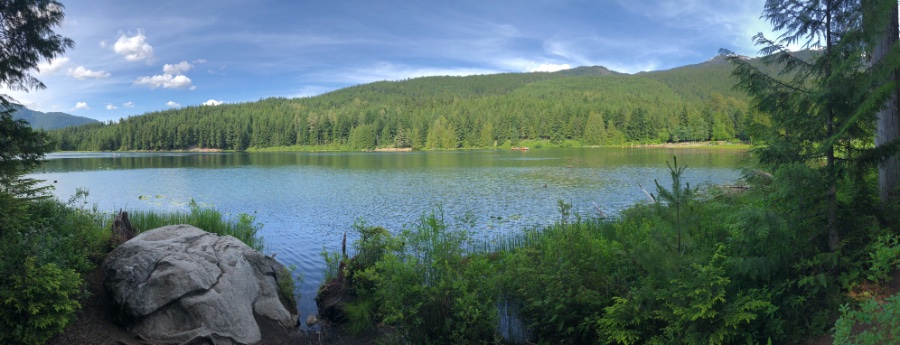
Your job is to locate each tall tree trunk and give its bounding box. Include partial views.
[872,0,900,203]
[826,2,840,251]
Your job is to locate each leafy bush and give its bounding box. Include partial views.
[369,213,500,344]
[0,257,81,345]
[276,264,300,314]
[866,235,900,284]
[834,293,900,344]
[502,219,622,344]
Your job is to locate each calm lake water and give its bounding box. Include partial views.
[30,148,749,325]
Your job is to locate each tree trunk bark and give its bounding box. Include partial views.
[826,3,840,251]
[873,0,900,203]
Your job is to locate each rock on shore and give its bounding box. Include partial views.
[103,225,298,345]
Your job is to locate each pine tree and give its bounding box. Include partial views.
[726,0,867,250]
[583,111,607,145]
[1,0,71,197]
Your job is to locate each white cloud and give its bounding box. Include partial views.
[163,61,193,75]
[74,102,89,110]
[113,31,154,63]
[67,66,110,79]
[134,74,193,89]
[38,57,70,74]
[166,101,181,107]
[202,99,223,106]
[529,63,571,73]
[106,104,117,110]
[99,40,107,48]
[123,101,135,108]
[193,59,207,64]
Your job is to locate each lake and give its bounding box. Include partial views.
[30,147,749,325]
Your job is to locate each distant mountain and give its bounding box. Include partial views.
[10,106,98,130]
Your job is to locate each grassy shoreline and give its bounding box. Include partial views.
[70,141,750,154]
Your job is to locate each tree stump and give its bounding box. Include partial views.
[110,210,136,247]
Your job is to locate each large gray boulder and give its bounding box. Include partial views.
[103,225,299,345]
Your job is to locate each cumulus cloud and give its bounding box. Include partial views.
[137,62,197,90]
[134,74,193,89]
[166,101,181,107]
[74,102,89,110]
[202,99,223,106]
[67,66,110,79]
[106,104,117,110]
[113,31,154,63]
[38,57,70,74]
[529,63,571,72]
[123,101,135,108]
[163,61,193,75]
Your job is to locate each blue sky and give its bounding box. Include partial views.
[7,0,779,122]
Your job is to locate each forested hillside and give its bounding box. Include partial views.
[49,54,766,151]
[11,106,98,130]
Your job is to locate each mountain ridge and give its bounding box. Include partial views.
[9,106,99,130]
[48,52,762,151]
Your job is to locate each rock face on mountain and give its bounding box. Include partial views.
[103,225,298,345]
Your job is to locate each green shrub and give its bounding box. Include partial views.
[320,246,342,281]
[276,264,300,313]
[371,213,500,344]
[834,293,900,344]
[502,219,622,344]
[0,257,81,345]
[866,235,900,284]
[344,297,376,335]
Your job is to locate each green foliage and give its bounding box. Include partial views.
[834,294,900,344]
[125,199,264,251]
[503,219,622,344]
[0,257,81,345]
[349,123,377,150]
[583,111,607,145]
[349,221,391,272]
[321,246,342,281]
[276,264,300,313]
[654,247,775,345]
[48,64,754,152]
[652,156,697,254]
[344,297,376,335]
[866,235,900,284]
[0,0,73,107]
[368,213,500,344]
[0,112,53,200]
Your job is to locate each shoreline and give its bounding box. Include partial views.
[52,141,751,154]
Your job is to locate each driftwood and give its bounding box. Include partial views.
[592,202,606,218]
[637,183,656,203]
[110,210,136,247]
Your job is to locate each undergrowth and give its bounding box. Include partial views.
[322,158,898,344]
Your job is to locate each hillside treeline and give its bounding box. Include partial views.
[49,62,765,151]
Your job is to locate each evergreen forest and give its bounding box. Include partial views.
[48,57,772,151]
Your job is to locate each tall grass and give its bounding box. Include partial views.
[123,200,264,251]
